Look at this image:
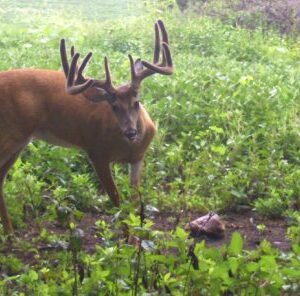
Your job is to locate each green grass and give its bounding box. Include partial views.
[0,0,143,21]
[1,0,300,224]
[1,0,300,294]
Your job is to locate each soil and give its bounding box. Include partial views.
[0,209,291,267]
[152,210,290,251]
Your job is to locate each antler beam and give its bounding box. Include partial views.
[129,20,174,88]
[60,39,116,95]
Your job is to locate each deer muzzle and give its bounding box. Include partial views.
[124,128,138,141]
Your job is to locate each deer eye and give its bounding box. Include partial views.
[132,90,138,97]
[112,105,119,112]
[134,101,140,110]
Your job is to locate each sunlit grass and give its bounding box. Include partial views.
[1,3,300,215]
[0,0,143,21]
[1,2,300,295]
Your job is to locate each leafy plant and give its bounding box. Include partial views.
[0,1,300,295]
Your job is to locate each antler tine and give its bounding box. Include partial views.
[142,43,173,74]
[60,39,117,96]
[157,20,169,45]
[70,46,75,58]
[77,51,93,81]
[60,40,94,95]
[70,46,80,74]
[67,53,93,95]
[130,20,174,87]
[162,42,173,67]
[153,23,160,64]
[67,52,79,89]
[60,39,69,77]
[67,78,94,95]
[104,57,112,87]
[92,57,116,94]
[128,54,136,81]
[66,52,94,94]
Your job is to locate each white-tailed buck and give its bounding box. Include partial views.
[0,20,173,234]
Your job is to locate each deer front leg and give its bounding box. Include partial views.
[90,156,121,207]
[0,150,22,234]
[130,160,143,202]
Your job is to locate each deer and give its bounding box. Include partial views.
[0,20,173,234]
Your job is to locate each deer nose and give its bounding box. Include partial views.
[124,128,137,141]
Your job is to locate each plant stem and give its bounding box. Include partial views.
[72,250,78,296]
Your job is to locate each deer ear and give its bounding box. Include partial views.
[134,58,144,73]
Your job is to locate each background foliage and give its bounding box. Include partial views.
[0,0,300,295]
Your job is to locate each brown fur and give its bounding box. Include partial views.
[0,69,156,234]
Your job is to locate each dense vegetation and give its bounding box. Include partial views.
[0,0,300,295]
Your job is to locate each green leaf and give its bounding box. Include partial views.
[228,232,244,256]
[175,227,188,240]
[209,126,224,134]
[20,270,39,284]
[228,257,239,274]
[211,145,226,155]
[246,262,259,272]
[259,255,277,271]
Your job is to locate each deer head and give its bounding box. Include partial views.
[60,20,173,142]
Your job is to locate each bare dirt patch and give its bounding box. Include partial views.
[0,210,290,268]
[153,210,290,251]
